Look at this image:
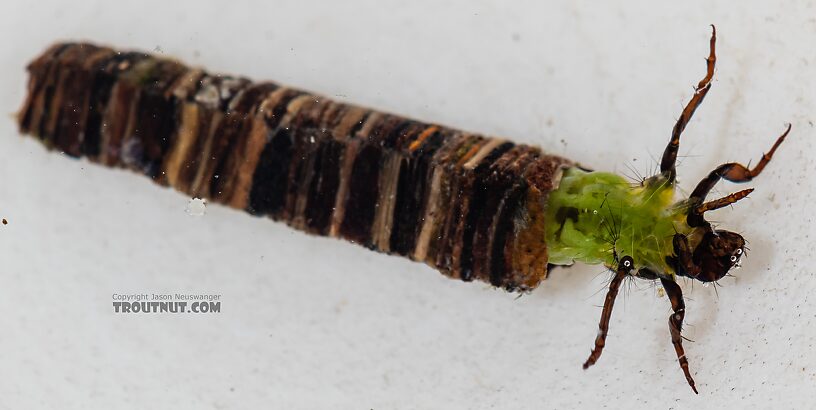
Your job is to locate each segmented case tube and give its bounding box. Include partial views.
[18,42,573,292]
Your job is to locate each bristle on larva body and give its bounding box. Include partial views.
[18,42,573,292]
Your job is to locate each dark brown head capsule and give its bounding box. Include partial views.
[675,230,745,282]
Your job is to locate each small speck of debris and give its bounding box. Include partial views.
[1,218,7,225]
[186,198,207,216]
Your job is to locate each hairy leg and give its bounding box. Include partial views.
[671,233,701,278]
[583,256,634,369]
[693,188,753,214]
[660,25,717,181]
[690,124,791,203]
[660,278,698,394]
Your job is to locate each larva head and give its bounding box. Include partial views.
[687,230,746,282]
[678,189,757,282]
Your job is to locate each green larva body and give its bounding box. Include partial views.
[545,168,691,277]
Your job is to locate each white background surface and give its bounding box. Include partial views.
[1,1,814,409]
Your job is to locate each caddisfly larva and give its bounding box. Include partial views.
[16,26,789,393]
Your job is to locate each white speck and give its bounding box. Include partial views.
[186,197,207,216]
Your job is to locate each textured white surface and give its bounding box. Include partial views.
[1,1,815,408]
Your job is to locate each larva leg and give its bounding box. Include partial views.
[693,187,753,214]
[689,124,791,207]
[672,233,701,278]
[660,25,717,181]
[583,256,634,369]
[660,277,698,394]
